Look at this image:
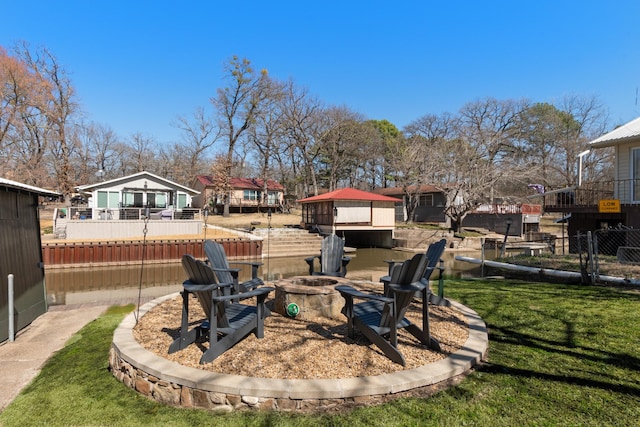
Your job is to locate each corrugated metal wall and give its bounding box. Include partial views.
[42,238,262,267]
[0,189,47,342]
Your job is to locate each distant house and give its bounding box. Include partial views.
[192,176,285,213]
[59,171,202,240]
[374,185,447,225]
[540,116,640,250]
[0,178,59,342]
[298,187,398,247]
[76,171,199,218]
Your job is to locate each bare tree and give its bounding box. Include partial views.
[278,80,324,197]
[72,122,123,184]
[211,56,271,216]
[458,97,528,203]
[555,94,609,186]
[207,154,233,214]
[126,132,157,173]
[0,45,52,186]
[401,113,457,222]
[15,43,82,201]
[314,105,369,191]
[171,106,218,185]
[246,77,286,211]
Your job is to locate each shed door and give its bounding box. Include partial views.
[0,190,47,342]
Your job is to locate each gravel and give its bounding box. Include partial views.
[133,281,470,379]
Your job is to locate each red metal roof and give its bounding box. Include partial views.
[298,187,399,203]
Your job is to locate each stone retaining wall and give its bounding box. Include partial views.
[109,293,488,413]
[109,346,472,412]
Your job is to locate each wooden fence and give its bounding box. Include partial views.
[42,238,262,268]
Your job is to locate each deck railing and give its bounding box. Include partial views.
[542,179,639,211]
[64,207,203,221]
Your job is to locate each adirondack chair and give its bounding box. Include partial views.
[304,234,351,277]
[380,238,448,305]
[336,253,440,366]
[204,240,263,294]
[168,254,274,364]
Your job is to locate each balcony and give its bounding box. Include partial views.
[541,179,639,212]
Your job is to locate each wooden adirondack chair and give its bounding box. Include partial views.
[336,253,440,366]
[168,254,274,364]
[380,238,448,305]
[305,234,351,277]
[204,240,263,294]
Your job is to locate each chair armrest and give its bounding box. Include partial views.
[305,255,319,274]
[230,261,263,279]
[231,261,263,267]
[335,285,394,304]
[182,280,233,293]
[211,266,241,274]
[211,267,241,282]
[211,286,274,303]
[388,280,427,295]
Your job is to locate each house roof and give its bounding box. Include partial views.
[196,176,284,191]
[374,184,441,197]
[298,187,399,203]
[77,171,199,194]
[0,178,60,196]
[589,116,640,148]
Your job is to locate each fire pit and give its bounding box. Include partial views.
[273,276,351,320]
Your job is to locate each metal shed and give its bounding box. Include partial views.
[0,178,59,342]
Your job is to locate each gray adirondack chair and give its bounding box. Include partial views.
[204,240,263,294]
[168,254,274,364]
[336,253,440,366]
[305,234,351,277]
[380,238,448,305]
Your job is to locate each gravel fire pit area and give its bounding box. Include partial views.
[110,281,488,412]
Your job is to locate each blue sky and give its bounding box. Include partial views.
[2,1,640,147]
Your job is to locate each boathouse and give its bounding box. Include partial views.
[0,178,59,342]
[299,188,398,248]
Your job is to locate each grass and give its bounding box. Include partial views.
[1,280,639,426]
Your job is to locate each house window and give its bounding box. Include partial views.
[97,191,120,208]
[267,191,279,204]
[155,193,167,208]
[419,194,434,207]
[633,148,640,202]
[177,194,187,208]
[243,190,260,201]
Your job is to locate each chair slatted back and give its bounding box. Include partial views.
[181,254,228,327]
[423,238,447,280]
[320,234,345,274]
[204,240,234,284]
[380,253,428,326]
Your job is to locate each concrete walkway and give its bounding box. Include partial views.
[0,304,107,411]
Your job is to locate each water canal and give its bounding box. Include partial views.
[44,248,490,307]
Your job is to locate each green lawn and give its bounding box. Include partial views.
[1,280,639,426]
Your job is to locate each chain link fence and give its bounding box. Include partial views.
[489,228,640,284]
[576,228,640,283]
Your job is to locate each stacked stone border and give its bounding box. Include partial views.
[110,293,488,412]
